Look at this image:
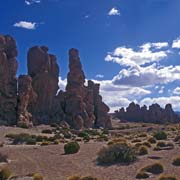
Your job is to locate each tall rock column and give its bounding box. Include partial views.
[27,46,59,124]
[93,83,112,128]
[17,75,37,127]
[65,48,89,129]
[0,34,18,125]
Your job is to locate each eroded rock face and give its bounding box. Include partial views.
[27,46,59,124]
[17,75,37,127]
[64,49,111,129]
[114,102,180,124]
[0,34,18,125]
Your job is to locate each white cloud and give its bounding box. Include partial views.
[112,64,180,87]
[158,86,165,94]
[140,96,180,111]
[172,37,180,49]
[95,74,104,78]
[13,21,37,30]
[173,87,180,95]
[25,0,41,5]
[58,77,67,91]
[105,42,169,67]
[108,8,120,16]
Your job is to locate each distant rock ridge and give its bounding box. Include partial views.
[0,34,111,129]
[114,102,180,124]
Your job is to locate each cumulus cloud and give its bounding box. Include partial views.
[140,96,180,111]
[173,87,180,95]
[112,64,180,87]
[95,74,104,78]
[172,37,180,49]
[25,0,41,5]
[58,77,67,91]
[108,7,120,16]
[13,21,37,30]
[105,42,169,67]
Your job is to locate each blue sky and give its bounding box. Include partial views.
[1,0,180,112]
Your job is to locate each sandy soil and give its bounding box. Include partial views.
[0,124,179,180]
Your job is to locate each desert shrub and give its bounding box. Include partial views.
[53,139,59,144]
[142,163,164,174]
[172,156,180,166]
[63,132,72,139]
[153,146,161,151]
[107,138,126,145]
[102,129,109,135]
[136,171,149,179]
[154,131,167,140]
[68,176,81,180]
[41,129,52,134]
[131,139,141,143]
[78,131,90,138]
[18,123,29,129]
[138,146,148,156]
[0,153,8,163]
[36,135,48,142]
[0,167,12,180]
[97,142,136,165]
[81,176,99,180]
[64,141,80,154]
[142,142,151,148]
[33,173,43,180]
[157,141,166,147]
[84,129,99,136]
[138,133,147,138]
[174,135,180,142]
[97,134,108,141]
[41,141,50,146]
[148,137,156,144]
[158,175,178,180]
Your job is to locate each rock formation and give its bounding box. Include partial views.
[0,34,111,129]
[17,75,37,127]
[27,46,59,124]
[114,102,180,124]
[0,34,18,125]
[63,49,111,129]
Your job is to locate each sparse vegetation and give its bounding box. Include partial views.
[41,129,53,134]
[33,173,43,180]
[148,137,156,144]
[97,142,136,165]
[136,171,149,179]
[0,167,12,180]
[154,131,167,140]
[172,156,180,166]
[64,141,80,154]
[158,175,178,180]
[138,146,148,156]
[0,153,8,163]
[142,163,164,174]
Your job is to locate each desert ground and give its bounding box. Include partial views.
[0,120,180,180]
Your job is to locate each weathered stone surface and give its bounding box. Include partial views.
[17,75,37,127]
[114,102,180,124]
[27,46,59,124]
[64,49,111,129]
[0,34,18,125]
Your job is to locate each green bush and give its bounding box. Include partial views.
[81,176,99,180]
[158,175,178,180]
[68,176,81,180]
[0,168,12,180]
[148,137,156,144]
[97,142,136,165]
[142,163,164,174]
[138,146,148,156]
[64,141,80,154]
[172,156,180,166]
[154,131,167,140]
[157,141,166,147]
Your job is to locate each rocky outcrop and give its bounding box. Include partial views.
[0,34,18,125]
[114,102,180,124]
[0,33,111,129]
[63,49,111,129]
[27,46,59,124]
[17,75,37,127]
